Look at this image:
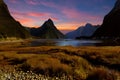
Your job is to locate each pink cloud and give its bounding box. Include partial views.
[25,0,101,23]
[16,18,33,24]
[9,0,19,3]
[61,8,102,24]
[50,17,59,21]
[25,0,60,9]
[28,12,49,17]
[11,11,27,17]
[7,0,102,30]
[9,11,41,27]
[11,11,50,18]
[40,1,57,8]
[37,17,59,22]
[10,10,59,27]
[62,8,81,19]
[26,0,38,5]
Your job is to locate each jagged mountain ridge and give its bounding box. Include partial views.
[66,23,99,39]
[0,0,30,39]
[30,19,64,39]
[93,0,120,38]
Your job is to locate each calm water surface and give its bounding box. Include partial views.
[29,39,120,47]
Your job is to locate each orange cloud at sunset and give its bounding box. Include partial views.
[15,17,36,27]
[10,10,100,30]
[56,22,85,30]
[5,0,115,31]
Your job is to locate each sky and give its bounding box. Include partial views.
[4,0,116,31]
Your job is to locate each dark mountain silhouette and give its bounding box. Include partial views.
[93,0,120,38]
[66,23,99,39]
[30,19,64,39]
[0,0,30,39]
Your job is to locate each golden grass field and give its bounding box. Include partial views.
[0,40,120,80]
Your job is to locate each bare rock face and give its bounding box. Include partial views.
[30,19,64,39]
[0,0,30,39]
[93,0,120,38]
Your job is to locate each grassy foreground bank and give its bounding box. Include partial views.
[0,41,120,80]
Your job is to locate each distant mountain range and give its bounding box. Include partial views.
[30,19,64,39]
[1,0,120,40]
[93,0,120,38]
[66,23,99,39]
[0,0,30,39]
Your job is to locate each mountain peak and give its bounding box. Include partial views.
[66,23,99,39]
[43,18,54,27]
[85,23,92,27]
[48,18,53,22]
[30,19,64,39]
[47,18,54,24]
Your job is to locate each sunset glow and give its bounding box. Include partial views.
[4,0,115,30]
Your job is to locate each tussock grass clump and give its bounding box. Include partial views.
[51,52,92,79]
[20,55,71,77]
[0,56,4,60]
[87,67,119,80]
[0,52,35,60]
[0,52,36,65]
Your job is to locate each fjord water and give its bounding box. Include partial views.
[30,39,106,47]
[29,39,120,47]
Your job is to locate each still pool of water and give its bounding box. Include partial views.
[29,39,120,47]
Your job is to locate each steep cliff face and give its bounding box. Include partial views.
[114,0,120,10]
[30,19,64,39]
[0,0,30,39]
[93,0,120,38]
